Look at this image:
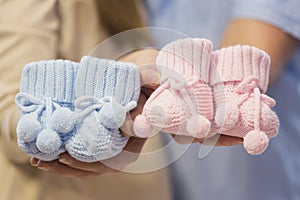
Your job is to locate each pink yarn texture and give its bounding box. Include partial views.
[133,39,279,155]
[210,45,279,155]
[134,38,214,138]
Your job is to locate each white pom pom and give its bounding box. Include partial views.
[186,115,211,138]
[50,107,74,134]
[36,129,62,153]
[16,115,41,142]
[243,130,269,155]
[99,101,126,128]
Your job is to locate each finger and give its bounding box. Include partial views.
[118,48,160,86]
[120,93,148,137]
[58,138,147,173]
[129,92,147,120]
[120,115,135,137]
[142,82,160,91]
[171,134,199,144]
[194,134,243,146]
[141,86,158,98]
[123,137,147,153]
[36,158,101,178]
[139,65,161,86]
[171,133,243,146]
[215,134,243,146]
[100,137,147,171]
[57,153,118,174]
[30,157,39,167]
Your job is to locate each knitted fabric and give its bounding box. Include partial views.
[65,56,140,162]
[15,60,79,161]
[210,45,279,155]
[134,38,214,138]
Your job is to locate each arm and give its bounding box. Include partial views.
[193,15,299,146]
[220,18,299,83]
[0,0,59,164]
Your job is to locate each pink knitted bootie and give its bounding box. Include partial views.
[134,38,214,138]
[210,45,279,155]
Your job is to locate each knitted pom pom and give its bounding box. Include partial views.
[50,107,75,134]
[215,105,239,128]
[243,130,269,155]
[36,129,62,153]
[133,115,154,138]
[16,115,42,142]
[186,115,211,138]
[99,101,126,129]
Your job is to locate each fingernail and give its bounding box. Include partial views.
[30,157,38,167]
[147,71,160,84]
[59,158,71,165]
[38,167,50,172]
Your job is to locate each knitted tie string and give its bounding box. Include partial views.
[234,76,276,131]
[160,72,199,116]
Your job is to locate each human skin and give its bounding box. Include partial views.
[31,47,243,177]
[220,19,299,83]
[192,19,299,144]
[32,20,299,177]
[30,49,160,178]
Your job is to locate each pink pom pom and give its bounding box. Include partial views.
[133,115,154,138]
[186,115,211,138]
[215,105,239,129]
[243,130,269,155]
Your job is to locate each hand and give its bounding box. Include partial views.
[172,134,243,146]
[118,48,242,146]
[118,48,160,136]
[30,137,147,178]
[29,93,150,178]
[30,48,160,178]
[171,123,243,146]
[29,88,151,178]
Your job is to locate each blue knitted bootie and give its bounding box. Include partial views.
[65,56,140,162]
[15,60,79,161]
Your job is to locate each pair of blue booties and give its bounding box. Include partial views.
[15,56,140,162]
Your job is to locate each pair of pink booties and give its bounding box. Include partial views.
[133,38,279,155]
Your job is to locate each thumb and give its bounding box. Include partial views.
[139,64,161,89]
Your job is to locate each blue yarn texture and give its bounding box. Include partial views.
[15,56,140,162]
[15,60,79,161]
[65,56,140,162]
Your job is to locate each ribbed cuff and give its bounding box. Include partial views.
[156,38,213,83]
[210,45,270,92]
[76,56,140,105]
[20,60,79,103]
